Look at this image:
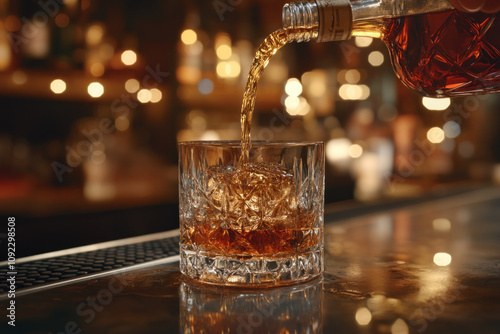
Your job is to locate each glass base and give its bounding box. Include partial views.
[180,247,323,287]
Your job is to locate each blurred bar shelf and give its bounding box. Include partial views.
[0,70,149,102]
[177,81,282,111]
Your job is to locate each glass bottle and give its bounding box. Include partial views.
[282,0,500,97]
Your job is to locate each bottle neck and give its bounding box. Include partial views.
[283,0,454,42]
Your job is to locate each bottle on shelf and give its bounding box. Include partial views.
[282,0,500,97]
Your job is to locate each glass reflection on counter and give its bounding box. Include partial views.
[180,278,323,334]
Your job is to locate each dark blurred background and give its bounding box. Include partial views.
[1,0,500,256]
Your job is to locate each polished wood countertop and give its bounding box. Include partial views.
[2,187,500,333]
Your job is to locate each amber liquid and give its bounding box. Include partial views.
[183,163,320,257]
[239,29,291,163]
[383,10,500,97]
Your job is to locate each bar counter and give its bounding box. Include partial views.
[2,187,500,333]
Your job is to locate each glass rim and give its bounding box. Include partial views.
[178,140,324,148]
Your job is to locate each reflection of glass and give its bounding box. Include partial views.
[180,278,323,333]
[178,141,325,286]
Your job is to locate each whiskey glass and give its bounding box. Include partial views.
[178,141,324,286]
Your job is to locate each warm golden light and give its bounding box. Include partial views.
[345,69,361,84]
[422,97,451,111]
[285,78,303,97]
[86,24,104,46]
[121,50,137,66]
[137,89,152,103]
[115,116,130,131]
[286,96,310,116]
[284,95,300,110]
[215,33,231,48]
[181,29,197,45]
[90,62,105,77]
[200,130,220,141]
[355,307,372,326]
[149,88,162,103]
[326,138,351,163]
[0,43,11,70]
[368,51,384,66]
[355,36,373,47]
[87,82,104,98]
[216,61,240,78]
[391,319,409,334]
[216,44,232,60]
[297,97,311,116]
[125,79,140,93]
[427,127,445,144]
[433,218,451,232]
[308,79,326,97]
[63,0,78,9]
[339,84,370,100]
[348,144,363,158]
[50,79,67,94]
[12,71,27,85]
[433,252,452,266]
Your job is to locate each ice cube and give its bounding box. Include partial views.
[203,163,297,232]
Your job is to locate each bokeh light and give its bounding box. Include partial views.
[86,24,104,46]
[286,96,311,116]
[181,29,197,45]
[422,97,451,111]
[443,121,461,138]
[12,71,27,85]
[433,218,451,232]
[90,62,105,77]
[339,84,370,100]
[285,78,303,97]
[345,69,361,84]
[216,61,240,78]
[427,127,445,144]
[355,36,373,47]
[391,319,409,334]
[368,51,384,66]
[355,307,372,325]
[137,88,152,103]
[115,116,130,131]
[348,144,363,158]
[87,82,104,98]
[198,78,214,95]
[149,88,162,103]
[125,79,140,93]
[326,138,351,163]
[433,252,452,266]
[284,96,300,110]
[200,130,220,141]
[216,44,232,60]
[121,50,137,66]
[50,79,66,94]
